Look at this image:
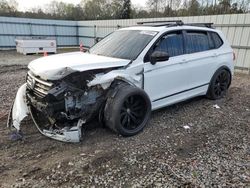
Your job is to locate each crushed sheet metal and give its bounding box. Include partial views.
[11,84,29,130]
[41,126,82,143]
[28,52,130,80]
[30,107,85,143]
[88,70,142,89]
[32,67,76,81]
[40,119,84,143]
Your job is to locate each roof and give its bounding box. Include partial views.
[121,25,217,33]
[120,20,217,33]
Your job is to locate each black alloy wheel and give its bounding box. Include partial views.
[120,95,147,131]
[104,84,151,136]
[213,70,230,98]
[207,68,231,100]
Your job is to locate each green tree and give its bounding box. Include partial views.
[80,0,110,20]
[121,0,131,19]
[218,0,231,13]
[0,0,249,20]
[0,0,18,16]
[188,0,200,15]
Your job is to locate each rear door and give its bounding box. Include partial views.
[182,30,217,89]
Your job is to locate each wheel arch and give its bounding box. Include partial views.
[210,65,232,89]
[103,83,151,136]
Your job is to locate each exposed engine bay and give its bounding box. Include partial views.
[26,70,107,121]
[26,70,108,142]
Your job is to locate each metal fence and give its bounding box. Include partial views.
[0,16,78,48]
[78,14,250,74]
[1,14,250,73]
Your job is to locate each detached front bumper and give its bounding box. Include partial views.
[9,84,29,131]
[7,84,84,143]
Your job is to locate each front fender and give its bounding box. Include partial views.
[87,70,142,90]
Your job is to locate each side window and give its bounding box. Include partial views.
[185,31,210,54]
[210,32,223,49]
[154,31,184,57]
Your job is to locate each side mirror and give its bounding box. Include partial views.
[150,51,169,65]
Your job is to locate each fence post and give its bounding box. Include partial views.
[53,24,58,46]
[76,24,79,46]
[29,23,32,36]
[94,25,97,44]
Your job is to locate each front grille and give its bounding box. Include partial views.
[27,71,53,98]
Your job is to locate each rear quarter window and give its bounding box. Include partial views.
[210,32,223,49]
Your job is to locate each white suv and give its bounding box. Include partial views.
[8,20,234,142]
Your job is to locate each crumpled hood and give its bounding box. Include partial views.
[28,52,130,80]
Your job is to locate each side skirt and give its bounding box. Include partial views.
[151,84,209,111]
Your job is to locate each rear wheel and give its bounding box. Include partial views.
[104,84,151,136]
[207,69,231,100]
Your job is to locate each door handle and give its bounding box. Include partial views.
[179,59,188,64]
[213,53,218,57]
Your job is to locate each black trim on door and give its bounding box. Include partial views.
[152,83,209,102]
[144,28,222,63]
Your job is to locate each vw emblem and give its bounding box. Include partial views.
[30,78,36,90]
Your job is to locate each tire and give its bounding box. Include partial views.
[104,84,151,136]
[206,68,231,100]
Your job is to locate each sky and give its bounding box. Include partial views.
[17,0,147,11]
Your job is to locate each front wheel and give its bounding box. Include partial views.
[207,68,231,100]
[104,84,151,136]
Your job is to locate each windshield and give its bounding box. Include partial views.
[89,30,158,60]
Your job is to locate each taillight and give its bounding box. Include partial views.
[233,51,236,61]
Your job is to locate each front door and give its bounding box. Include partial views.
[144,30,190,108]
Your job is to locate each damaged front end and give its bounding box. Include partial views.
[8,70,108,143]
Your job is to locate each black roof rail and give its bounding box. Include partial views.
[184,23,214,28]
[137,20,184,27]
[136,20,214,28]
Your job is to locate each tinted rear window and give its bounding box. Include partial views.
[210,32,223,49]
[185,31,210,53]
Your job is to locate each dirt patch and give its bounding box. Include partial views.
[0,66,249,187]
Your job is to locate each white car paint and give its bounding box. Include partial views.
[28,52,130,80]
[144,54,191,102]
[11,84,29,131]
[141,26,233,110]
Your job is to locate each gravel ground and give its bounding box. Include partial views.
[0,53,249,187]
